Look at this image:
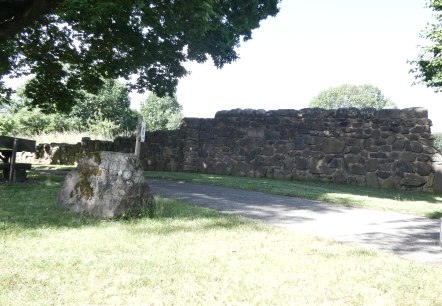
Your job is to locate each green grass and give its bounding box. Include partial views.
[145,171,442,219]
[1,172,442,305]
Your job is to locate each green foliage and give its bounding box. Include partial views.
[140,93,183,131]
[309,84,396,109]
[434,132,442,152]
[411,0,442,91]
[0,78,137,138]
[86,118,121,140]
[70,79,138,134]
[1,0,280,113]
[0,107,81,136]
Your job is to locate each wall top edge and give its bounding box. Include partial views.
[209,107,428,120]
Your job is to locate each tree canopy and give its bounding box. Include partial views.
[309,84,396,109]
[1,78,137,137]
[0,0,280,112]
[411,0,442,91]
[69,79,137,133]
[140,93,183,131]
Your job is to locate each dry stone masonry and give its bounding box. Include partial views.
[34,108,442,193]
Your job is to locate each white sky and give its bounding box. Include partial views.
[168,0,442,132]
[5,0,442,131]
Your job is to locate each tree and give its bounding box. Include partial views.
[0,78,137,136]
[411,0,442,91]
[0,0,280,112]
[140,93,183,131]
[309,84,396,109]
[70,79,138,133]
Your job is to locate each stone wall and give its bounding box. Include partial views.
[31,107,442,192]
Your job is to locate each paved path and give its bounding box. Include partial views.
[148,179,442,264]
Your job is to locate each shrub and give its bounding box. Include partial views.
[434,132,442,153]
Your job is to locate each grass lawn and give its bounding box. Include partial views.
[145,171,442,219]
[0,171,442,305]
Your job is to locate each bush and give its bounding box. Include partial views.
[434,132,442,153]
[87,118,121,140]
[0,114,17,135]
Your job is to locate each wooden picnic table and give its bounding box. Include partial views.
[0,136,36,182]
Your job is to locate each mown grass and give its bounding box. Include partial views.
[145,171,442,219]
[1,172,442,305]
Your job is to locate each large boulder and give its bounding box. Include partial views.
[57,151,154,218]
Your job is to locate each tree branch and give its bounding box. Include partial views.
[0,0,59,42]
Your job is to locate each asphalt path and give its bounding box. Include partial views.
[148,178,442,264]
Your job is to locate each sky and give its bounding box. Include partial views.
[4,0,442,131]
[156,0,442,131]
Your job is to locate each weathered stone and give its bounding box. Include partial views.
[321,138,345,154]
[432,153,442,163]
[415,162,432,176]
[366,172,379,188]
[392,140,405,151]
[328,158,342,169]
[295,157,309,170]
[416,154,431,162]
[293,138,305,150]
[347,175,365,185]
[32,107,436,193]
[433,164,442,194]
[261,146,274,157]
[377,171,391,179]
[380,145,392,152]
[423,145,437,154]
[378,161,393,171]
[410,141,423,153]
[401,173,427,187]
[349,164,366,175]
[332,171,346,183]
[345,154,363,164]
[369,152,388,159]
[309,158,329,174]
[401,151,415,162]
[57,152,154,218]
[365,159,378,172]
[349,146,361,154]
[395,160,413,173]
[381,178,398,189]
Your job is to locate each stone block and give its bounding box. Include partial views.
[410,141,423,153]
[392,140,405,151]
[433,164,442,194]
[309,158,329,174]
[365,159,378,172]
[366,172,379,188]
[377,171,391,179]
[369,152,388,159]
[401,173,427,187]
[295,157,309,170]
[349,164,366,175]
[331,171,346,183]
[415,162,432,176]
[395,160,413,173]
[57,152,154,218]
[401,151,416,162]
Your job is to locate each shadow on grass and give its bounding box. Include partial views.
[0,173,251,233]
[145,171,442,217]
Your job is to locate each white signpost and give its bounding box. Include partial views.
[140,121,146,142]
[135,117,146,158]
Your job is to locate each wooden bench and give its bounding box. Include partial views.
[0,136,36,182]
